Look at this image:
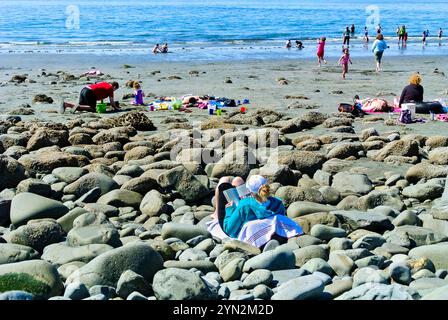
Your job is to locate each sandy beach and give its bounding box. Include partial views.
[1,53,447,136]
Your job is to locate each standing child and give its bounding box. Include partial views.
[364,26,369,44]
[317,37,327,66]
[132,81,145,106]
[338,48,352,79]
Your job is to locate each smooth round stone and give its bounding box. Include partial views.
[310,224,347,241]
[42,243,114,266]
[243,249,296,272]
[328,253,354,277]
[64,282,90,300]
[412,269,436,280]
[117,270,152,298]
[10,192,69,227]
[52,167,87,184]
[220,258,245,282]
[63,172,119,198]
[243,269,273,289]
[328,238,353,251]
[127,291,148,300]
[336,283,414,300]
[97,189,142,209]
[66,243,164,289]
[353,267,389,287]
[88,285,117,299]
[271,274,325,300]
[66,225,121,248]
[152,268,217,300]
[16,178,52,197]
[252,284,273,300]
[294,235,323,248]
[0,260,63,299]
[57,261,86,281]
[0,243,39,265]
[161,222,210,242]
[301,258,334,276]
[116,165,144,178]
[388,262,412,285]
[83,203,119,218]
[0,291,34,300]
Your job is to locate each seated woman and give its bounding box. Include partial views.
[399,73,444,114]
[207,175,303,248]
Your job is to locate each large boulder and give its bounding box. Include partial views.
[65,243,164,289]
[158,166,210,203]
[152,268,217,300]
[63,172,119,197]
[139,190,170,217]
[0,244,39,265]
[428,147,448,165]
[331,172,373,195]
[402,181,444,201]
[97,189,142,209]
[243,248,296,272]
[408,243,448,269]
[41,243,114,266]
[0,155,27,190]
[66,225,121,248]
[7,220,65,253]
[336,283,414,300]
[332,210,394,233]
[10,193,69,227]
[0,260,63,299]
[18,151,89,176]
[26,129,69,151]
[405,163,448,183]
[271,274,325,300]
[375,140,419,161]
[275,186,324,207]
[161,223,210,242]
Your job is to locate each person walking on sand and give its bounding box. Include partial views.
[316,37,327,66]
[343,27,351,46]
[59,81,120,113]
[338,48,352,80]
[372,33,389,72]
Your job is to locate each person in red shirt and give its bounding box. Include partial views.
[60,81,120,113]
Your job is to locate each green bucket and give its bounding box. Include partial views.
[96,103,107,113]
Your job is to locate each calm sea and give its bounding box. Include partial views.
[0,0,447,61]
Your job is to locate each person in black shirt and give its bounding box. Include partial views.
[399,73,424,107]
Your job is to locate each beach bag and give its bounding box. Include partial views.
[399,109,413,124]
[338,103,354,113]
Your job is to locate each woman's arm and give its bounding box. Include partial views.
[399,87,407,107]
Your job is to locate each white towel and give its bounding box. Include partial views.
[206,215,303,248]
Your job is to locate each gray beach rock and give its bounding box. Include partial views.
[271,274,325,300]
[10,192,69,227]
[0,243,39,265]
[152,268,217,300]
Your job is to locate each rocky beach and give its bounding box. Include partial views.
[1,54,448,301]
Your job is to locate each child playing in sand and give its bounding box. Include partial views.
[131,81,145,106]
[317,37,327,66]
[338,48,352,80]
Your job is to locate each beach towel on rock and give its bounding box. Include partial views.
[206,215,303,248]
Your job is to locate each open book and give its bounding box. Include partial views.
[223,184,252,206]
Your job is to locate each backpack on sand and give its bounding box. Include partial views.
[399,109,413,124]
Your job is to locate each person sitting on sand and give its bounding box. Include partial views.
[131,81,145,106]
[295,40,304,49]
[207,175,303,248]
[371,33,389,72]
[60,81,120,113]
[161,43,169,53]
[152,44,161,54]
[399,73,424,109]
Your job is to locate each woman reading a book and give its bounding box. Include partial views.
[208,175,303,248]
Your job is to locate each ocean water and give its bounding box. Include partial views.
[0,0,447,61]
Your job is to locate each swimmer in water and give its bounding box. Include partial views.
[295,40,304,49]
